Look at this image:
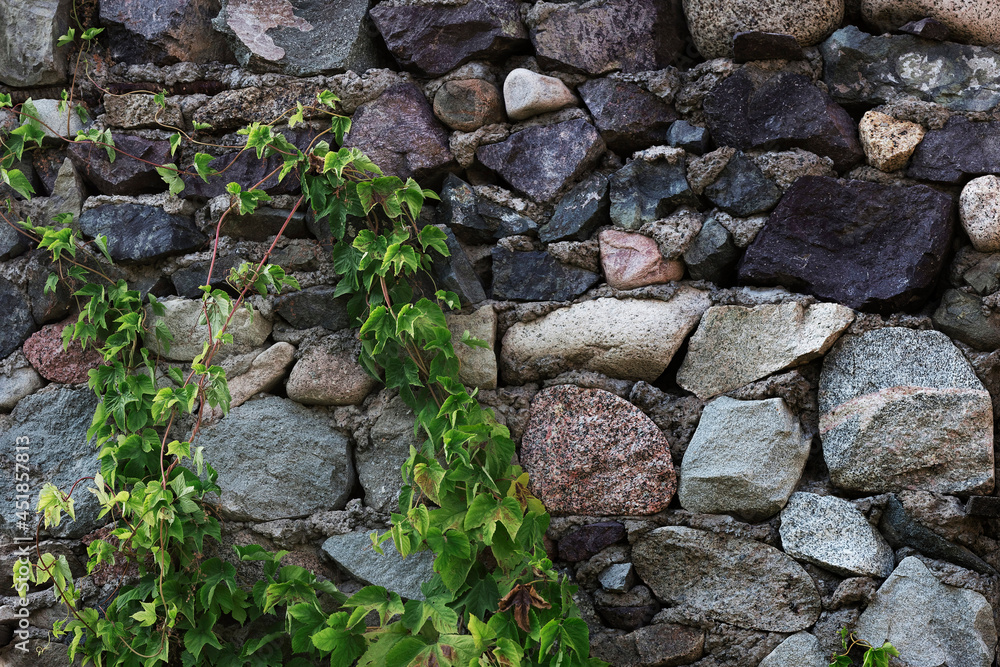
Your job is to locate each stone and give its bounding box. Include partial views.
[667,120,710,155]
[521,385,676,515]
[599,229,683,290]
[477,119,605,203]
[684,0,843,59]
[446,305,497,389]
[68,135,172,196]
[220,207,310,241]
[528,0,685,75]
[821,26,1000,112]
[966,496,1000,518]
[897,16,951,40]
[738,176,954,312]
[609,152,696,231]
[285,334,378,406]
[503,68,577,122]
[29,99,82,140]
[101,0,231,65]
[633,526,821,632]
[78,204,205,262]
[600,563,635,592]
[677,302,854,399]
[933,289,1000,352]
[103,93,184,129]
[343,83,454,183]
[491,248,599,301]
[0,215,32,261]
[359,395,416,513]
[22,320,102,384]
[779,492,895,578]
[0,277,36,359]
[682,213,740,284]
[0,388,99,538]
[704,71,862,171]
[592,623,705,667]
[539,173,609,243]
[431,225,487,306]
[322,531,435,600]
[192,85,327,132]
[758,632,827,667]
[678,397,809,522]
[856,557,996,667]
[501,288,710,384]
[578,78,679,155]
[197,396,354,520]
[437,174,491,243]
[370,0,527,77]
[960,175,1000,252]
[45,158,85,223]
[433,79,504,131]
[476,199,538,239]
[214,0,377,75]
[144,298,272,361]
[215,342,295,416]
[732,31,805,63]
[962,253,1000,295]
[857,110,926,172]
[0,367,44,412]
[0,0,68,87]
[702,151,782,217]
[819,327,995,495]
[181,143,303,198]
[862,0,1000,47]
[908,117,1000,184]
[558,521,627,562]
[274,285,351,331]
[170,254,244,299]
[598,603,658,631]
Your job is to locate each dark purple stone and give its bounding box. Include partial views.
[597,605,658,631]
[274,285,352,331]
[578,78,679,155]
[68,134,171,195]
[491,248,599,302]
[907,116,1000,184]
[966,496,1000,518]
[738,176,954,313]
[732,31,804,63]
[898,17,950,41]
[558,521,627,562]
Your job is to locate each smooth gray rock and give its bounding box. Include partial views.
[0,367,44,412]
[633,526,821,632]
[144,298,272,361]
[358,395,415,513]
[196,396,354,521]
[322,531,435,600]
[780,492,895,578]
[679,397,810,522]
[78,204,206,262]
[819,328,995,495]
[599,563,635,593]
[667,120,710,155]
[0,0,69,86]
[758,632,828,667]
[856,557,997,667]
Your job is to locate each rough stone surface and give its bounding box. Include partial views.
[856,557,997,667]
[738,176,954,313]
[609,152,696,231]
[684,0,843,59]
[897,16,951,40]
[22,320,102,384]
[521,385,676,515]
[702,151,781,217]
[476,119,605,203]
[578,78,679,155]
[599,229,683,290]
[358,395,415,512]
[528,0,685,75]
[819,327,995,495]
[197,396,354,521]
[144,298,272,361]
[732,31,805,63]
[101,0,230,65]
[104,93,184,130]
[68,135,172,196]
[633,526,821,632]
[0,216,32,261]
[45,158,85,223]
[212,342,296,419]
[667,120,711,155]
[591,623,706,667]
[683,213,740,283]
[0,366,44,412]
[862,0,1000,47]
[678,302,854,399]
[286,334,379,406]
[933,289,1000,352]
[321,531,435,600]
[540,173,609,243]
[858,110,926,172]
[679,397,809,521]
[370,0,528,77]
[491,248,599,301]
[0,0,69,86]
[908,117,1000,184]
[0,277,36,359]
[960,175,1000,252]
[503,68,576,121]
[31,98,82,140]
[433,78,505,131]
[821,26,1000,112]
[757,632,827,667]
[446,305,497,389]
[431,225,487,306]
[274,285,351,331]
[779,492,895,578]
[79,204,206,262]
[559,521,627,562]
[501,289,711,384]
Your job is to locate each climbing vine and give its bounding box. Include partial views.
[4,26,605,667]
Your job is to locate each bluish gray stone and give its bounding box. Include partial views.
[79,204,206,262]
[491,248,599,301]
[758,632,827,667]
[609,154,696,231]
[322,531,436,600]
[0,0,69,86]
[358,396,415,513]
[667,120,710,155]
[0,277,36,359]
[703,151,782,217]
[682,213,740,284]
[541,173,609,243]
[274,285,351,331]
[431,225,487,306]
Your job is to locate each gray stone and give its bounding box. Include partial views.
[679,397,810,522]
[45,159,85,223]
[540,173,610,243]
[102,0,231,65]
[446,305,497,389]
[856,557,996,667]
[170,253,244,299]
[286,333,378,406]
[68,134,172,196]
[907,117,1000,183]
[144,298,272,361]
[220,207,310,241]
[0,367,44,412]
[609,150,696,231]
[321,531,435,600]
[0,0,69,86]
[677,302,855,400]
[779,492,895,578]
[758,632,827,667]
[476,199,538,239]
[491,248,599,301]
[503,68,577,121]
[273,285,351,331]
[78,204,206,262]
[30,99,82,140]
[599,563,635,593]
[933,289,1000,352]
[633,526,821,632]
[0,277,35,359]
[819,328,995,495]
[0,216,32,261]
[682,213,740,284]
[702,151,782,217]
[667,120,710,155]
[358,395,415,513]
[197,396,354,521]
[821,26,1000,112]
[431,225,487,307]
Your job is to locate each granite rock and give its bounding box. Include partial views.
[503,68,576,121]
[30,98,82,140]
[599,229,683,290]
[322,531,435,600]
[22,320,102,384]
[274,285,351,331]
[491,248,599,301]
[578,78,679,155]
[78,204,206,262]
[861,0,1000,47]
[358,395,416,512]
[68,135,172,195]
[520,385,676,515]
[960,175,1000,252]
[858,110,926,172]
[908,117,1000,183]
[609,151,696,231]
[101,0,231,65]
[732,31,805,63]
[446,305,497,389]
[540,173,609,243]
[758,632,827,667]
[285,333,379,406]
[933,289,1000,351]
[0,0,69,86]
[0,277,35,359]
[207,342,296,420]
[558,521,627,562]
[591,623,706,667]
[433,79,505,131]
[104,93,184,129]
[682,213,740,284]
[144,298,272,361]
[702,151,782,217]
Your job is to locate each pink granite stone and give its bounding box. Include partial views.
[521,384,676,515]
[599,228,683,290]
[23,319,103,384]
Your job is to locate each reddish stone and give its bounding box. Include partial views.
[433,79,505,132]
[558,521,627,561]
[521,385,676,515]
[600,229,683,290]
[23,320,102,384]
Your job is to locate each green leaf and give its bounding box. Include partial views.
[193,153,217,182]
[81,27,104,41]
[318,90,340,108]
[193,121,212,131]
[57,29,76,47]
[155,164,185,196]
[153,91,166,109]
[1,169,35,199]
[169,133,182,156]
[130,600,158,627]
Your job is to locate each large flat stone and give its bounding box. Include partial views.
[0,277,35,359]
[0,0,69,86]
[491,248,599,301]
[758,632,827,667]
[78,204,206,262]
[358,395,416,513]
[907,117,1000,184]
[103,0,231,65]
[144,298,272,361]
[321,531,435,600]
[68,135,172,196]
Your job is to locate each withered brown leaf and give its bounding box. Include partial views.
[497,583,552,632]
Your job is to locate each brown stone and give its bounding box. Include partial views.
[558,521,626,561]
[599,229,683,290]
[433,79,504,132]
[285,335,379,406]
[23,320,102,384]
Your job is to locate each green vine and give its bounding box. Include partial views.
[5,26,605,667]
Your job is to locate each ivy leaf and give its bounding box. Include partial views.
[288,102,305,128]
[497,583,551,633]
[57,29,76,47]
[1,169,35,199]
[81,27,104,41]
[130,601,158,627]
[153,91,166,109]
[318,90,340,108]
[192,153,217,182]
[155,164,185,196]
[331,115,352,146]
[169,133,182,156]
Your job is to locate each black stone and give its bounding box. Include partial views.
[438,174,491,243]
[609,156,697,231]
[666,120,710,155]
[540,173,610,243]
[879,495,995,576]
[79,204,207,262]
[220,207,310,241]
[898,17,950,41]
[27,257,72,325]
[683,214,740,284]
[907,116,1000,184]
[274,285,352,331]
[732,31,804,63]
[704,70,862,171]
[966,496,1000,518]
[597,605,658,631]
[182,130,312,198]
[431,225,487,306]
[932,289,1000,351]
[0,219,32,260]
[171,254,245,299]
[68,134,172,196]
[491,248,598,301]
[0,276,36,359]
[558,521,627,561]
[738,176,954,313]
[477,200,538,239]
[703,151,781,217]
[578,78,678,155]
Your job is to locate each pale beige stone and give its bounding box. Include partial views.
[204,342,296,423]
[862,0,1000,47]
[446,305,498,389]
[286,339,379,406]
[858,110,925,172]
[144,298,272,361]
[960,175,1000,253]
[503,68,577,121]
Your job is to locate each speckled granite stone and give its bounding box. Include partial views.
[862,0,1000,47]
[521,385,676,515]
[23,319,102,384]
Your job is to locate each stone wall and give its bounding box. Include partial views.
[2,0,1000,665]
